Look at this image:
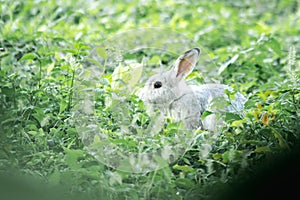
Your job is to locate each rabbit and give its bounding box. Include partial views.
[139,48,246,132]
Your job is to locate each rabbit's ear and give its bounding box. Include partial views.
[172,48,200,80]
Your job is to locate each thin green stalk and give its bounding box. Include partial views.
[67,67,76,111]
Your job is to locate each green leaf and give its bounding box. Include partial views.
[62,49,78,54]
[64,148,85,169]
[225,112,241,122]
[32,108,45,125]
[148,55,161,65]
[212,153,221,160]
[175,178,195,189]
[85,57,103,67]
[201,110,213,120]
[222,150,243,163]
[273,129,289,149]
[222,151,230,163]
[109,172,122,186]
[28,131,38,135]
[111,63,143,91]
[255,146,271,153]
[173,164,195,173]
[231,120,245,127]
[20,53,37,61]
[267,37,282,56]
[96,47,107,59]
[59,99,68,113]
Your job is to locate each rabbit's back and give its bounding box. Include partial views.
[168,84,229,130]
[189,83,245,130]
[192,84,245,112]
[192,84,229,112]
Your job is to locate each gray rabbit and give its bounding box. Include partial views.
[139,48,246,131]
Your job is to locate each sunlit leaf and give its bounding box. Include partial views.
[231,120,244,127]
[173,164,195,173]
[111,63,143,91]
[20,53,37,61]
[96,47,107,59]
[28,131,38,135]
[62,49,78,54]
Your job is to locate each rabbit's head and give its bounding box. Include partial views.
[140,48,200,112]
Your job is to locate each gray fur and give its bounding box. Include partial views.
[139,48,246,131]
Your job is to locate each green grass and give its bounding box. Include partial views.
[0,0,299,199]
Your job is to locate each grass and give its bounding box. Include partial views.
[0,0,300,199]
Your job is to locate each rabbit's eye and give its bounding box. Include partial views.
[153,81,162,89]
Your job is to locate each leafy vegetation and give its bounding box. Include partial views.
[0,0,299,199]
